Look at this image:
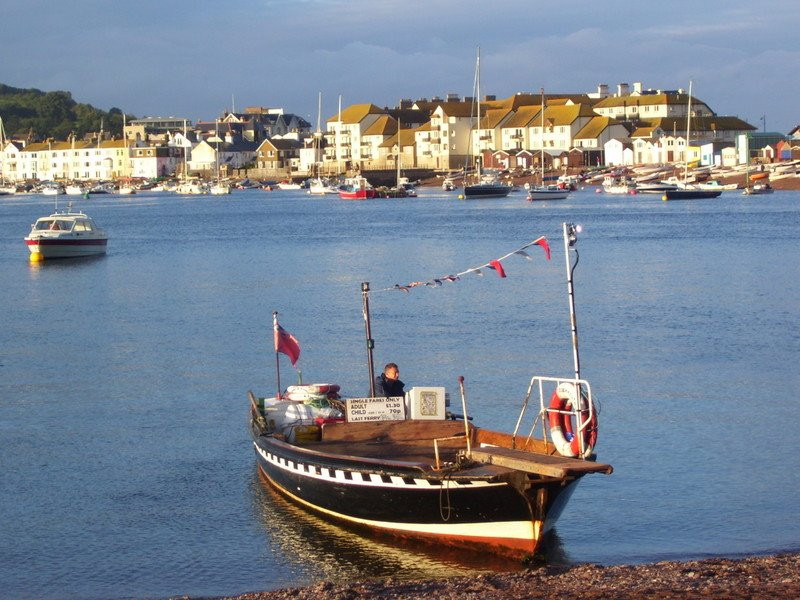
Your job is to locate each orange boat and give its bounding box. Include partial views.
[750,172,769,181]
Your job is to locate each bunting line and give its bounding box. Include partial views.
[373,236,551,293]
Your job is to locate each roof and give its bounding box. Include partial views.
[479,108,513,129]
[502,105,542,128]
[574,116,618,140]
[328,103,385,124]
[362,115,398,137]
[380,129,418,148]
[434,102,475,118]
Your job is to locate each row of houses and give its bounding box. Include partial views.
[2,82,799,182]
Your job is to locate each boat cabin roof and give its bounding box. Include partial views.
[33,213,97,232]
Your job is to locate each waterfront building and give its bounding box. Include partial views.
[130,145,184,179]
[255,138,302,174]
[11,138,136,181]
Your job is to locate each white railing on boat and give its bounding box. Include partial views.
[513,375,595,458]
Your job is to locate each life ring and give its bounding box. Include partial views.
[547,382,597,458]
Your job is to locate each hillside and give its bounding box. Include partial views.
[0,83,133,142]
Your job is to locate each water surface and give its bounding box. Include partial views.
[1,187,798,599]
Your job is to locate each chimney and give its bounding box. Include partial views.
[633,82,643,94]
[446,93,460,102]
[618,83,629,96]
[597,84,609,96]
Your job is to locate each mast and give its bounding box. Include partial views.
[396,115,401,188]
[337,94,342,175]
[540,87,545,186]
[183,119,188,180]
[683,80,693,184]
[215,118,220,183]
[475,46,481,180]
[315,91,322,178]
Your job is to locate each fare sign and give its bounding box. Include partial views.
[346,397,405,422]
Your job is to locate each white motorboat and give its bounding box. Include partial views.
[276,181,302,190]
[65,184,89,196]
[24,208,108,261]
[209,182,231,195]
[526,185,568,201]
[442,177,456,191]
[175,181,208,195]
[41,182,65,196]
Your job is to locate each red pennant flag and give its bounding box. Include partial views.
[273,316,301,367]
[535,238,551,260]
[488,259,507,278]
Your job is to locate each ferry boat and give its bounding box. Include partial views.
[249,224,612,559]
[24,208,108,260]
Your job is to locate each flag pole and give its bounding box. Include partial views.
[361,282,376,397]
[273,311,282,399]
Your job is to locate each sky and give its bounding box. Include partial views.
[2,0,798,133]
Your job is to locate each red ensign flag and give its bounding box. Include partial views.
[273,316,301,367]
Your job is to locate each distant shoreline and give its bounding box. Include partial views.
[211,552,800,599]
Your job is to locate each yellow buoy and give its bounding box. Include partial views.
[458,194,464,199]
[29,251,44,262]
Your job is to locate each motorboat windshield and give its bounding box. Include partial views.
[34,218,75,232]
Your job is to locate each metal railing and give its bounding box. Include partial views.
[512,375,594,458]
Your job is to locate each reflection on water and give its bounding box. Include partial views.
[248,466,549,582]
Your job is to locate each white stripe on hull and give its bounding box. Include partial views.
[259,463,538,544]
[255,443,503,490]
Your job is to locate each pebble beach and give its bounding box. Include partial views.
[210,552,800,599]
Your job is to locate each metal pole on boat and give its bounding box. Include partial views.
[273,311,282,400]
[361,282,376,397]
[458,376,471,454]
[563,223,581,381]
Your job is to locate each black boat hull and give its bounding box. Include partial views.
[252,434,580,557]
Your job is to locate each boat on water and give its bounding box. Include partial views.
[442,177,456,191]
[65,184,89,196]
[602,176,637,195]
[249,224,612,559]
[527,184,568,201]
[41,182,65,196]
[742,183,774,195]
[209,182,231,195]
[661,82,720,202]
[338,176,376,200]
[527,89,569,202]
[175,181,208,195]
[463,49,511,200]
[662,189,722,200]
[24,207,107,261]
[277,181,302,190]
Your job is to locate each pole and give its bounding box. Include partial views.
[563,223,581,381]
[361,282,376,397]
[273,311,282,399]
[458,376,471,454]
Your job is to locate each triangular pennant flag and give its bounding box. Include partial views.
[536,238,551,260]
[514,250,532,260]
[488,259,507,278]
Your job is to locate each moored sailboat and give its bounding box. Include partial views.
[463,48,511,200]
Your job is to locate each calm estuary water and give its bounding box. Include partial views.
[1,186,799,599]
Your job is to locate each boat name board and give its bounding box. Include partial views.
[346,397,405,422]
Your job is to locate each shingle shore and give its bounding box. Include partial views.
[195,552,799,599]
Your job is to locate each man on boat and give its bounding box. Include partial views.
[373,363,405,398]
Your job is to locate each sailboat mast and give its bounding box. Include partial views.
[684,80,693,183]
[337,94,342,175]
[540,87,545,185]
[476,46,481,179]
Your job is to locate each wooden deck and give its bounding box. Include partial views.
[469,446,613,478]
